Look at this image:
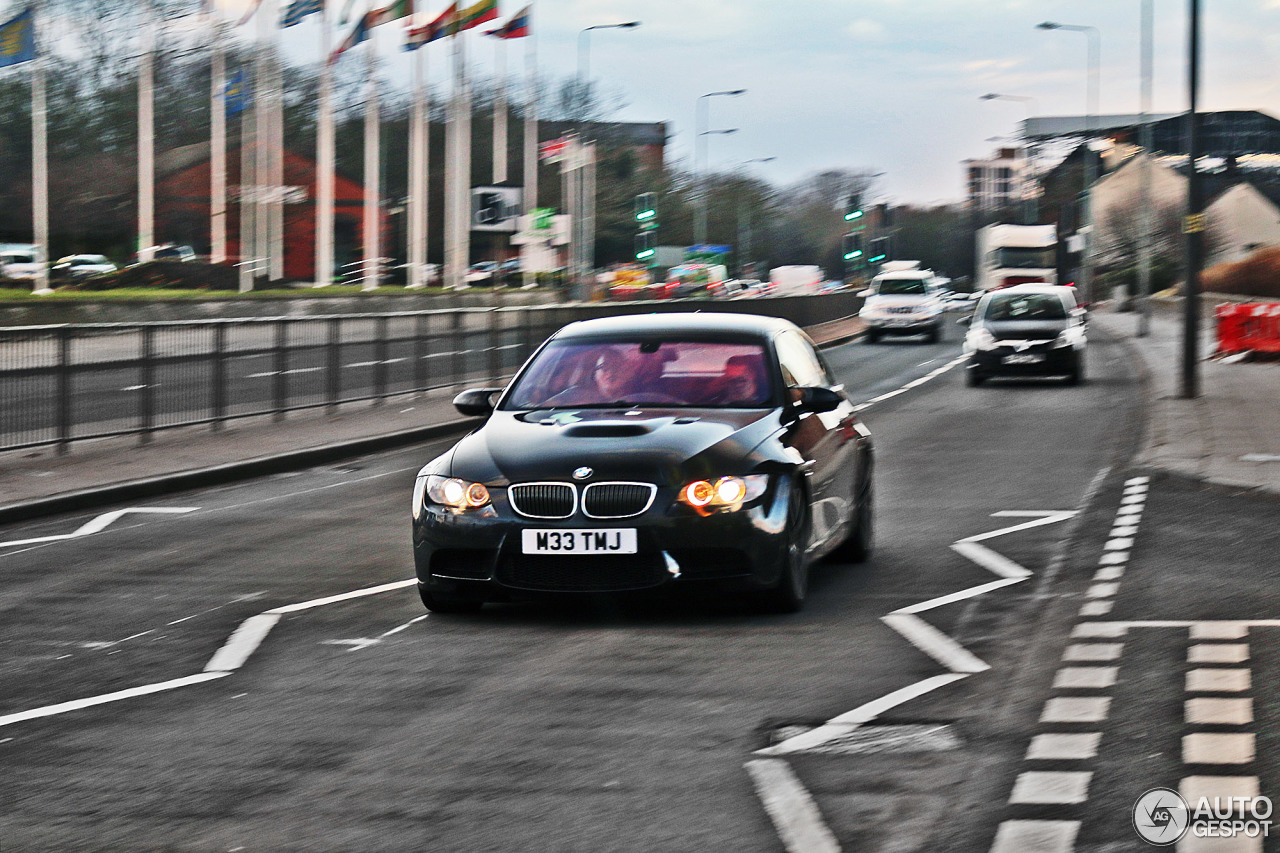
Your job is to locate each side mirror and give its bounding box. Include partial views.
[857,289,873,298]
[956,315,972,326]
[795,386,843,414]
[453,387,502,417]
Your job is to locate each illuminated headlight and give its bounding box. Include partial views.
[969,328,999,351]
[416,474,491,515]
[678,474,770,514]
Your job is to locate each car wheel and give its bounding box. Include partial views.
[1065,355,1085,386]
[830,464,873,563]
[925,325,941,344]
[966,365,985,387]
[418,586,484,614]
[759,480,810,613]
[864,329,880,344]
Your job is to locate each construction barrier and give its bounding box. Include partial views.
[1216,302,1280,354]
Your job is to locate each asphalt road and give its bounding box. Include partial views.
[4,318,1269,852]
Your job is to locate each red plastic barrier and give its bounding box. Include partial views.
[1216,302,1280,354]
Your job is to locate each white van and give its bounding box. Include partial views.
[857,262,947,343]
[0,244,44,282]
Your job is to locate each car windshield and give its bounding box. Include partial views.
[875,278,926,295]
[504,339,774,409]
[76,256,109,265]
[983,292,1067,320]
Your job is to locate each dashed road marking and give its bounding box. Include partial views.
[1009,771,1093,805]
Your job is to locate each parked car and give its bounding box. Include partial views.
[51,254,117,281]
[152,244,196,262]
[411,312,874,614]
[466,261,499,284]
[0,247,43,282]
[961,284,1088,386]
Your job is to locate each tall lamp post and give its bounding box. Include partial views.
[737,156,775,276]
[1038,21,1100,305]
[571,21,640,297]
[694,89,746,247]
[979,93,1040,224]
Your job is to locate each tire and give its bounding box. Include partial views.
[758,480,810,614]
[966,365,985,387]
[925,325,941,344]
[1065,354,1085,386]
[830,465,873,563]
[864,329,881,344]
[418,586,484,614]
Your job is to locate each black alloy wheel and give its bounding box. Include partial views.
[831,466,873,563]
[759,479,810,613]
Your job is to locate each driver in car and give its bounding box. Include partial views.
[544,348,634,406]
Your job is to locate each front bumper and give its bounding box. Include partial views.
[861,314,941,334]
[412,484,790,600]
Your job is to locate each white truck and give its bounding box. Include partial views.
[975,224,1057,292]
[768,265,823,295]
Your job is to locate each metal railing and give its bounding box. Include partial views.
[0,292,860,454]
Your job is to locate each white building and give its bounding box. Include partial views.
[963,148,1034,213]
[1205,182,1280,266]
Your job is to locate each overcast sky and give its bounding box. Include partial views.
[225,0,1280,207]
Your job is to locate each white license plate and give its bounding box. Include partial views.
[1003,353,1045,365]
[522,529,638,555]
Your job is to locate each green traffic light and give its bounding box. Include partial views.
[636,249,655,260]
[636,209,656,221]
[843,250,863,260]
[844,209,863,221]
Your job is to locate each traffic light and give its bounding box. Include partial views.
[842,232,864,262]
[635,192,657,230]
[844,193,864,226]
[635,231,655,261]
[867,236,892,265]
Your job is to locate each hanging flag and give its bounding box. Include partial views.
[538,137,569,164]
[225,70,251,114]
[482,4,526,39]
[281,0,322,27]
[457,0,497,31]
[404,2,456,50]
[329,12,370,63]
[0,6,36,68]
[367,0,412,27]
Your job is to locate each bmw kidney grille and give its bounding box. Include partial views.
[507,481,656,519]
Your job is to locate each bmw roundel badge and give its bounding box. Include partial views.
[572,466,593,480]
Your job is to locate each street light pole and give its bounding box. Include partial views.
[736,156,774,276]
[1039,21,1100,305]
[1182,0,1203,399]
[1137,0,1155,336]
[694,89,746,247]
[979,93,1040,224]
[572,21,640,298]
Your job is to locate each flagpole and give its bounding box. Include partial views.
[138,4,156,264]
[523,2,536,216]
[210,8,227,265]
[253,7,269,288]
[407,38,427,288]
[459,27,471,287]
[269,0,284,282]
[492,31,506,184]
[316,0,335,286]
[444,25,464,290]
[362,29,380,291]
[31,1,49,294]
[238,73,255,292]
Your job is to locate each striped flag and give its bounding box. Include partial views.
[367,0,412,26]
[281,0,322,27]
[457,0,496,31]
[404,2,456,49]
[482,4,526,38]
[0,6,36,68]
[329,12,370,63]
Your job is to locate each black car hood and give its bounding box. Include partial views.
[985,319,1068,341]
[448,408,782,486]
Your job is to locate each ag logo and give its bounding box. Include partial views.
[1133,788,1190,845]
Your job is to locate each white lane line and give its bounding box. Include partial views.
[0,672,231,728]
[1026,732,1102,761]
[892,576,1026,615]
[758,673,967,756]
[950,542,1033,580]
[1063,643,1124,662]
[0,507,199,549]
[851,355,967,412]
[1183,733,1255,764]
[990,820,1079,853]
[246,367,324,378]
[320,614,430,652]
[1040,696,1111,723]
[1009,770,1093,805]
[1052,666,1118,689]
[2,578,420,728]
[166,592,268,626]
[882,613,990,674]
[744,759,842,853]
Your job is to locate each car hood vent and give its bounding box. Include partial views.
[562,422,653,438]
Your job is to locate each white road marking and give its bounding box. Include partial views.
[1,578,419,727]
[1009,771,1092,805]
[1063,643,1124,662]
[166,592,267,626]
[1040,696,1111,723]
[321,614,429,652]
[893,577,1026,615]
[1183,733,1255,764]
[0,672,231,728]
[1186,698,1253,725]
[0,507,199,549]
[745,759,842,853]
[990,820,1079,853]
[1181,776,1260,804]
[246,367,324,378]
[882,613,990,673]
[949,543,1033,580]
[1079,601,1114,617]
[1188,644,1249,664]
[1186,668,1250,693]
[1026,733,1101,761]
[851,354,967,413]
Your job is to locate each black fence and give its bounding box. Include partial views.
[0,292,860,453]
